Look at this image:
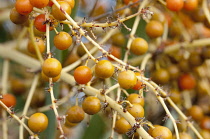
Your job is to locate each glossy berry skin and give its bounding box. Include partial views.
[118,70,137,89]
[115,117,132,134]
[127,103,144,118]
[126,94,144,106]
[183,0,198,11]
[108,46,121,61]
[178,74,196,90]
[41,71,60,82]
[82,96,101,115]
[187,105,204,121]
[166,0,184,11]
[112,32,125,46]
[28,113,48,133]
[34,14,54,32]
[151,126,172,139]
[42,58,62,78]
[10,8,28,24]
[29,0,49,8]
[95,60,114,79]
[27,37,46,54]
[74,66,92,84]
[130,38,148,55]
[51,1,71,21]
[146,20,164,38]
[54,32,72,50]
[15,0,33,15]
[66,106,85,123]
[0,94,16,107]
[152,68,170,85]
[132,72,144,90]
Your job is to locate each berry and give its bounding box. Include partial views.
[58,0,75,8]
[64,119,78,127]
[126,94,144,106]
[108,46,121,61]
[169,89,181,104]
[15,0,33,15]
[127,103,144,118]
[178,74,196,90]
[74,66,92,84]
[29,0,49,8]
[95,60,114,79]
[200,116,210,130]
[10,8,28,24]
[111,32,125,46]
[115,117,132,134]
[54,32,72,50]
[82,96,101,115]
[0,94,16,107]
[51,1,71,21]
[132,72,144,90]
[66,106,85,123]
[27,37,46,54]
[187,105,204,121]
[152,68,170,84]
[42,58,62,78]
[167,65,180,80]
[151,125,172,139]
[34,14,54,32]
[118,70,137,89]
[41,70,60,82]
[130,38,148,55]
[183,0,198,11]
[28,113,48,133]
[166,0,184,11]
[146,20,164,38]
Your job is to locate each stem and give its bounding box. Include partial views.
[140,53,152,70]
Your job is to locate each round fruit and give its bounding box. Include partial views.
[187,105,204,121]
[28,113,48,133]
[183,0,198,11]
[201,46,210,59]
[58,0,75,8]
[29,0,49,8]
[27,37,46,54]
[126,94,144,106]
[10,78,26,95]
[130,38,148,55]
[146,20,164,38]
[41,70,60,82]
[179,132,192,139]
[111,32,125,46]
[127,103,144,118]
[166,0,184,11]
[178,74,196,90]
[200,116,210,130]
[132,72,144,90]
[42,58,62,78]
[34,14,54,32]
[54,32,72,50]
[74,66,92,84]
[118,70,137,89]
[169,89,181,104]
[108,46,121,61]
[15,0,33,15]
[64,119,78,127]
[82,96,101,115]
[0,94,16,107]
[66,106,85,123]
[151,125,172,139]
[148,125,160,135]
[51,1,71,21]
[152,68,170,84]
[167,65,180,80]
[115,117,132,134]
[10,8,28,24]
[95,60,114,79]
[188,52,203,67]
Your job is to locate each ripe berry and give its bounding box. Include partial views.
[10,8,28,24]
[95,60,114,79]
[0,94,16,107]
[187,105,204,121]
[126,94,144,106]
[54,32,72,50]
[178,74,196,90]
[132,72,144,90]
[188,51,203,67]
[115,117,132,134]
[127,103,144,118]
[152,68,170,85]
[51,1,71,21]
[42,58,62,78]
[27,37,46,54]
[183,0,198,11]
[64,119,78,127]
[29,0,49,8]
[200,116,210,130]
[41,70,60,82]
[118,70,137,89]
[146,20,164,38]
[58,0,75,8]
[108,46,121,61]
[74,66,92,84]
[66,106,85,123]
[151,125,172,139]
[166,0,184,11]
[111,32,125,46]
[130,38,148,55]
[82,96,101,115]
[15,0,33,15]
[10,78,26,95]
[28,113,48,133]
[34,14,54,32]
